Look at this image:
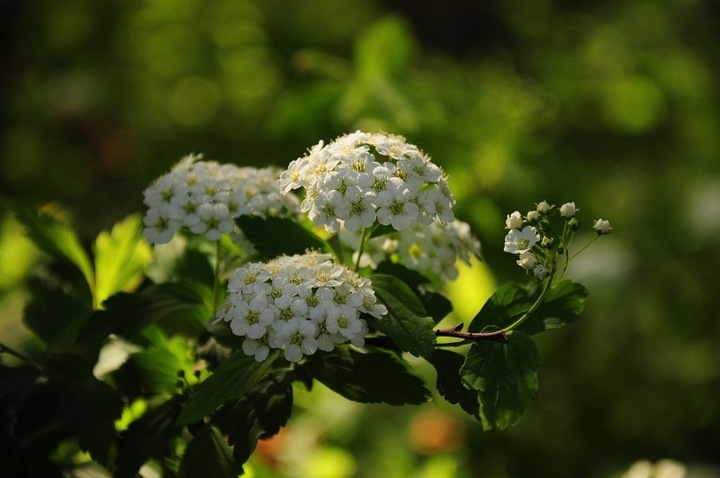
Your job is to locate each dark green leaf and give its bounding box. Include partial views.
[370,274,436,359]
[60,378,124,464]
[111,346,187,396]
[468,280,588,335]
[236,215,332,259]
[0,365,41,399]
[176,352,277,425]
[430,349,479,417]
[460,331,540,430]
[13,205,95,293]
[303,348,430,405]
[178,425,240,478]
[93,214,152,307]
[115,398,183,478]
[23,276,90,344]
[216,370,295,466]
[78,282,210,347]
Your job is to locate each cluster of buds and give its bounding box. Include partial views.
[504,200,612,279]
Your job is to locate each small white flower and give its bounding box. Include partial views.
[242,336,270,362]
[593,218,613,235]
[559,202,578,218]
[516,251,538,270]
[533,263,550,280]
[505,211,523,229]
[504,226,540,254]
[526,210,540,223]
[142,208,181,244]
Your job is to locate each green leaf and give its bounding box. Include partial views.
[0,365,41,399]
[93,214,152,307]
[355,15,416,79]
[23,276,90,344]
[216,370,295,467]
[78,282,210,347]
[303,348,430,405]
[176,352,277,425]
[59,378,125,464]
[236,215,332,259]
[115,398,183,478]
[178,425,240,478]
[112,345,188,396]
[430,349,479,417]
[468,280,588,335]
[13,206,95,294]
[460,331,540,430]
[370,274,436,359]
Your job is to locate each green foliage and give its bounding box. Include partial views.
[303,348,430,405]
[460,332,540,431]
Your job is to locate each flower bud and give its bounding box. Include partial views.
[526,210,540,223]
[516,251,537,270]
[533,263,550,280]
[505,211,523,229]
[593,218,612,235]
[559,202,577,218]
[537,200,551,214]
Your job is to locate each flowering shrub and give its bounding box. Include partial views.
[1,131,611,477]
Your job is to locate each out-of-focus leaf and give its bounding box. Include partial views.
[178,425,240,478]
[59,378,124,464]
[303,348,430,405]
[0,365,41,399]
[236,215,332,259]
[355,15,416,79]
[370,273,436,359]
[176,352,277,425]
[93,214,152,308]
[460,331,540,430]
[115,398,183,478]
[23,276,89,344]
[13,206,94,294]
[468,280,588,335]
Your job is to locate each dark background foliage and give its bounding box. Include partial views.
[1,0,719,476]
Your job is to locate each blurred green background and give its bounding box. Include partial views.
[1,0,719,476]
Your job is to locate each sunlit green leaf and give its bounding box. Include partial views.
[93,214,152,308]
[13,206,94,293]
[370,273,436,359]
[460,331,540,430]
[303,348,430,405]
[176,352,278,425]
[178,425,240,478]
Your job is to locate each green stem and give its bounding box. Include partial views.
[0,342,36,365]
[503,274,555,333]
[212,240,222,315]
[354,226,373,272]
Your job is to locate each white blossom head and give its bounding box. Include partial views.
[503,226,540,255]
[593,218,613,235]
[142,155,299,243]
[215,253,387,363]
[279,131,455,234]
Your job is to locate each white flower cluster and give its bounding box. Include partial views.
[142,154,299,244]
[279,131,455,233]
[340,219,481,283]
[215,252,388,363]
[503,200,611,279]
